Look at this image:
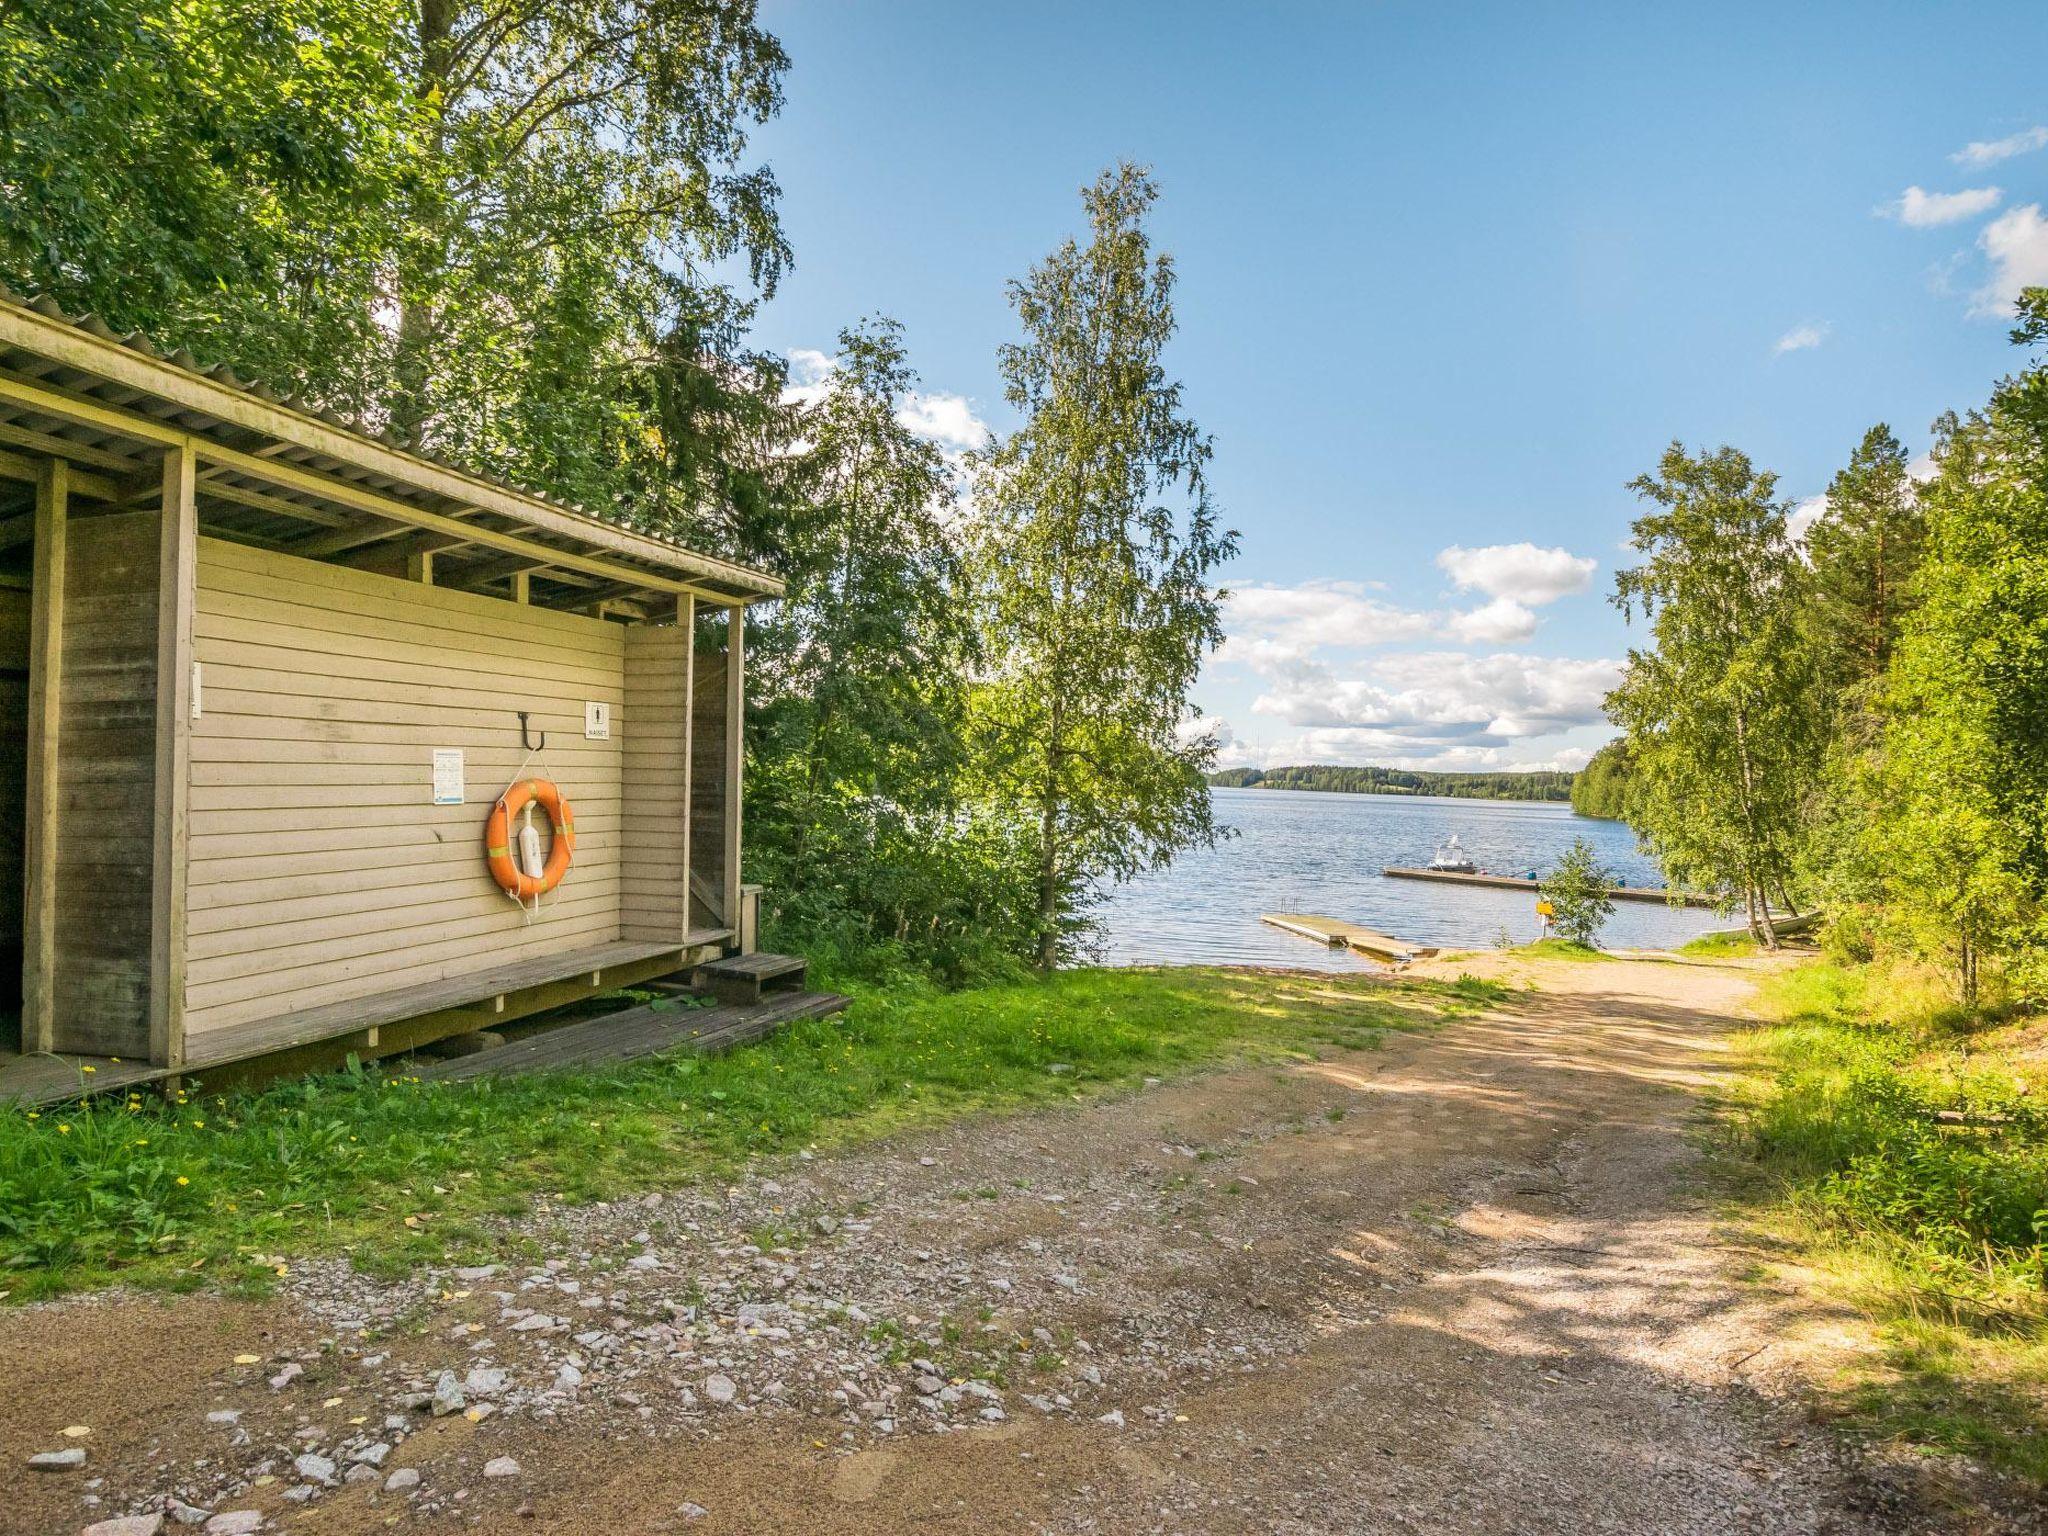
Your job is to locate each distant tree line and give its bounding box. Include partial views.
[1602,288,2048,1000]
[1210,765,1575,802]
[1568,740,1631,820]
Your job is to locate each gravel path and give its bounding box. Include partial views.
[4,953,2035,1535]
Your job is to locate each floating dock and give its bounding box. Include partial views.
[1381,867,1716,908]
[1261,913,1439,963]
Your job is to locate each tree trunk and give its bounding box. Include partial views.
[1034,697,1065,973]
[392,0,455,445]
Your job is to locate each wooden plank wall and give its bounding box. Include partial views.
[689,646,729,930]
[0,580,29,1011]
[620,623,689,943]
[51,512,161,1053]
[184,538,630,1039]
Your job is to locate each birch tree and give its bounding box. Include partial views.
[967,164,1237,969]
[1607,443,1819,945]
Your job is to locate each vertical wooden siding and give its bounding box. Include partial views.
[620,623,690,942]
[185,539,630,1038]
[51,512,161,1053]
[689,648,728,931]
[0,581,28,1007]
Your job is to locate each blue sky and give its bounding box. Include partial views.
[748,0,2048,771]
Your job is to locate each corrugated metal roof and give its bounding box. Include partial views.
[0,285,783,605]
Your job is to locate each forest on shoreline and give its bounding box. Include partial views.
[1208,765,1574,803]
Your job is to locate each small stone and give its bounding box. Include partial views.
[1047,1062,1073,1075]
[354,1442,391,1468]
[917,1156,937,1167]
[678,1503,708,1521]
[463,1366,508,1398]
[626,1254,661,1271]
[383,1469,421,1493]
[814,1216,838,1235]
[483,1457,521,1479]
[702,1373,736,1405]
[430,1370,466,1416]
[554,1363,583,1391]
[343,1464,380,1485]
[267,1363,302,1390]
[455,1265,501,1282]
[1097,1409,1125,1427]
[167,1502,211,1528]
[205,1410,241,1426]
[203,1514,263,1536]
[914,1374,944,1396]
[1050,1274,1080,1292]
[81,1517,162,1536]
[29,1447,87,1469]
[293,1452,337,1486]
[463,1403,498,1423]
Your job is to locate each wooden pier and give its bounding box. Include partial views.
[1381,867,1716,907]
[1261,913,1438,963]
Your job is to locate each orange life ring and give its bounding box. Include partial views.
[486,779,575,900]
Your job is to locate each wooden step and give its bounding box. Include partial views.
[410,990,849,1082]
[693,951,807,1006]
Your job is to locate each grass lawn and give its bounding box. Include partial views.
[0,966,1502,1303]
[1722,959,2048,1486]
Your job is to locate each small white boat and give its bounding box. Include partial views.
[1428,835,1477,875]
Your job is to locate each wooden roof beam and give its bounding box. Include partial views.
[0,303,782,597]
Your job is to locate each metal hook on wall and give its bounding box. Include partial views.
[517,711,547,753]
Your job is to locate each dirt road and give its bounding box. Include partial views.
[4,954,2030,1534]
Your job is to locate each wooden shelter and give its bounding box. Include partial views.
[0,290,783,1102]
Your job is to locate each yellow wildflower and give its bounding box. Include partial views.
[57,1123,70,1134]
[80,1065,96,1074]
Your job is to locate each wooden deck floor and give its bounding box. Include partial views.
[0,933,733,1105]
[409,989,849,1081]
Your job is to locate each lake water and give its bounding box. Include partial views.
[1095,787,1725,969]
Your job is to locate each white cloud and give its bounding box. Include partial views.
[781,347,990,454]
[1953,126,2048,168]
[1248,649,1620,745]
[1973,204,2048,317]
[894,391,990,455]
[1222,581,1438,656]
[1908,451,1938,482]
[1883,185,2002,227]
[1772,321,1829,355]
[1787,494,1828,544]
[1435,543,1598,606]
[1446,596,1539,645]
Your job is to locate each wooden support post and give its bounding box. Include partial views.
[678,592,694,941]
[407,546,436,584]
[22,458,66,1053]
[723,603,744,941]
[511,569,530,604]
[150,445,196,1069]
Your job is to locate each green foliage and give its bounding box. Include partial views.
[1608,442,1822,944]
[1730,960,2048,1482]
[1567,739,1630,820]
[1215,764,1573,802]
[1541,836,1615,946]
[0,0,416,412]
[742,318,1029,980]
[388,0,793,521]
[1844,313,2048,1003]
[967,164,1238,967]
[0,967,1469,1299]
[1804,425,1925,689]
